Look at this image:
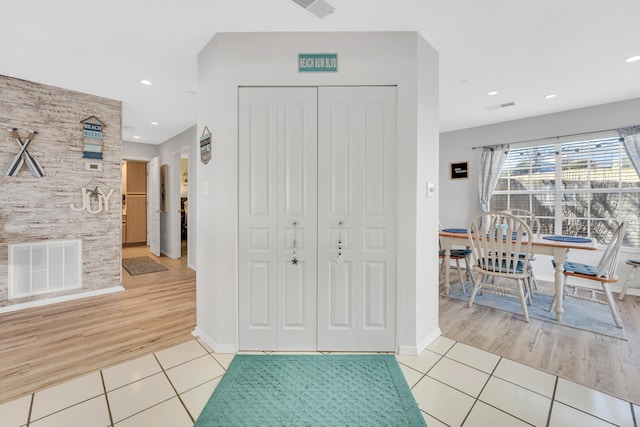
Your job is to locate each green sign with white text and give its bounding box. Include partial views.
[298,54,338,72]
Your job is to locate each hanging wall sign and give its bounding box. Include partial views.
[80,116,105,160]
[200,126,212,165]
[298,53,338,72]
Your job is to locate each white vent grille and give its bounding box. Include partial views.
[9,239,82,299]
[291,0,335,18]
[292,0,315,7]
[485,102,516,111]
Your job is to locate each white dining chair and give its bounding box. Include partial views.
[439,224,475,293]
[619,259,640,301]
[502,208,541,291]
[549,221,628,328]
[467,212,534,322]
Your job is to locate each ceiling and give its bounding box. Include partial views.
[2,1,639,145]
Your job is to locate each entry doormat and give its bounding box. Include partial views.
[443,283,627,340]
[122,256,168,276]
[194,354,426,426]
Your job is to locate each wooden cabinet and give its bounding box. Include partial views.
[125,195,147,244]
[122,161,147,194]
[122,161,147,246]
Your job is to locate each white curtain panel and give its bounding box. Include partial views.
[618,125,640,176]
[478,144,510,212]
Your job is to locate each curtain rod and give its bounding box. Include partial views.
[471,127,620,150]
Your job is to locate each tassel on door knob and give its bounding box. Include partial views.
[291,220,299,265]
[337,220,344,265]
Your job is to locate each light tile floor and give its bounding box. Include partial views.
[1,336,638,427]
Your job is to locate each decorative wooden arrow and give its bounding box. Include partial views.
[3,128,44,177]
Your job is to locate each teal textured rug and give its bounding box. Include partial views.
[444,282,626,340]
[194,354,426,426]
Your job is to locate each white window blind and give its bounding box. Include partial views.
[491,137,640,248]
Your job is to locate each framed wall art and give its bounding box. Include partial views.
[450,161,469,180]
[161,164,168,212]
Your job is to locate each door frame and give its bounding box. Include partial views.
[122,155,152,248]
[147,156,161,257]
[237,85,398,352]
[170,149,187,259]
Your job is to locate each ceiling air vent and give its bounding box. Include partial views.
[485,102,516,111]
[292,0,335,18]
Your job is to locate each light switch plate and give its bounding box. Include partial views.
[427,182,435,197]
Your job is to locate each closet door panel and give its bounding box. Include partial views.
[249,262,271,327]
[363,261,388,328]
[329,261,352,328]
[239,87,317,351]
[317,90,359,350]
[239,89,279,350]
[249,105,274,216]
[358,87,396,351]
[362,103,387,217]
[328,102,353,217]
[276,88,318,350]
[318,86,397,351]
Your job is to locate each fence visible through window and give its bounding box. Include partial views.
[491,137,640,248]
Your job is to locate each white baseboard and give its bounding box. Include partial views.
[192,327,236,353]
[0,286,125,314]
[398,327,442,355]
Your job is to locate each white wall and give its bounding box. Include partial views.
[158,126,197,267]
[0,75,122,308]
[122,140,158,160]
[123,132,197,268]
[440,97,640,291]
[196,31,440,354]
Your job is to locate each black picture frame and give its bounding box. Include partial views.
[450,162,469,180]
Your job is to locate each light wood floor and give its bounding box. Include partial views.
[0,249,638,406]
[440,274,640,405]
[0,245,196,404]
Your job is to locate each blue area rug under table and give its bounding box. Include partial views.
[194,354,426,427]
[443,282,627,340]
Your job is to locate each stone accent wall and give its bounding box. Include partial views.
[0,75,122,307]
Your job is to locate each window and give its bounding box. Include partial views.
[491,136,640,248]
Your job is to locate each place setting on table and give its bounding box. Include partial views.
[438,225,628,340]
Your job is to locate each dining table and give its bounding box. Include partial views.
[439,229,598,322]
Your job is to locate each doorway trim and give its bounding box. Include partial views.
[170,148,190,259]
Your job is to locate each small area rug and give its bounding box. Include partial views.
[444,283,627,340]
[122,256,168,276]
[194,354,426,426]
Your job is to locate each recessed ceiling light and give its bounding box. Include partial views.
[133,135,140,139]
[487,90,499,96]
[544,94,557,99]
[140,79,152,85]
[625,55,640,63]
[150,122,159,126]
[123,125,135,131]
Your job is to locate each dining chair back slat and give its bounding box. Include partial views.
[467,212,533,322]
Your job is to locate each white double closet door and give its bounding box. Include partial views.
[239,86,396,351]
